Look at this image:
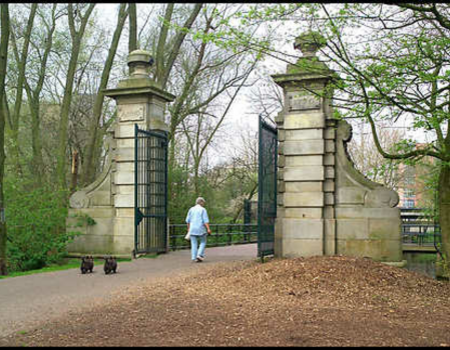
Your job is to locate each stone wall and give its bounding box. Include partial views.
[272,31,402,263]
[335,120,402,262]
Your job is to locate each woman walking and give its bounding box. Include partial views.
[186,197,211,262]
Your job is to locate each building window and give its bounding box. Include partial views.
[404,199,415,208]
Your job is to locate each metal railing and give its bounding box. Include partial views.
[401,222,441,246]
[400,208,441,249]
[169,223,258,251]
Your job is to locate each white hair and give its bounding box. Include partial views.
[196,197,206,205]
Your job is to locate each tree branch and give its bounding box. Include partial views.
[161,3,203,88]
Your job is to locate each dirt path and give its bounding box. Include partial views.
[0,244,257,338]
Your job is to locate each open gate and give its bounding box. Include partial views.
[257,115,278,260]
[134,124,168,256]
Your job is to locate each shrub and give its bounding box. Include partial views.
[5,178,80,272]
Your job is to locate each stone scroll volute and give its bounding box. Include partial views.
[335,119,399,208]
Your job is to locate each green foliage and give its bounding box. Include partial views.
[168,172,231,225]
[4,178,80,272]
[417,160,442,219]
[0,257,131,279]
[436,254,450,280]
[168,163,257,225]
[70,212,96,227]
[295,30,327,50]
[168,164,197,224]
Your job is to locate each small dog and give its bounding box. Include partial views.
[80,256,94,274]
[103,256,117,274]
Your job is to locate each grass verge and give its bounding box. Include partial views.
[0,258,132,280]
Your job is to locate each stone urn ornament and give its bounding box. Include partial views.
[294,30,327,57]
[127,49,154,77]
[287,31,331,76]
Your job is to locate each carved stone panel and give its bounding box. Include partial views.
[288,92,321,112]
[118,104,145,122]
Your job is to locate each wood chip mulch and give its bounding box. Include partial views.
[2,255,450,347]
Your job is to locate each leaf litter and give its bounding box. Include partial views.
[1,255,450,347]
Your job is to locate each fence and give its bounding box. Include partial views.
[170,207,444,251]
[400,208,441,247]
[169,223,258,250]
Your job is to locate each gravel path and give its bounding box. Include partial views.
[0,244,257,338]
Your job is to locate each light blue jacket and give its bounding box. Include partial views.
[186,204,209,236]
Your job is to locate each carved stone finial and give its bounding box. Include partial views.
[282,31,331,77]
[294,31,327,58]
[127,49,154,78]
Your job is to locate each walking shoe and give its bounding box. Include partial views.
[196,256,204,262]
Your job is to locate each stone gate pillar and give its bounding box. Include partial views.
[272,32,402,263]
[272,32,335,258]
[67,50,175,257]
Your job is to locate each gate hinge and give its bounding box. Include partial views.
[135,208,143,226]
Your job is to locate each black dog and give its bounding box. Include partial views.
[103,256,117,274]
[80,256,94,274]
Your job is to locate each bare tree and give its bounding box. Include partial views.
[245,72,283,122]
[81,3,128,186]
[55,3,95,196]
[7,4,37,176]
[154,3,203,90]
[165,4,262,163]
[180,58,258,194]
[347,121,406,190]
[227,129,259,222]
[23,4,63,183]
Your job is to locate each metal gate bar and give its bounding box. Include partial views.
[257,115,278,260]
[134,124,168,255]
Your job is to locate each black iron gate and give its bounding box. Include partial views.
[134,124,168,256]
[258,115,278,259]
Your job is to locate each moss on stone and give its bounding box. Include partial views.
[287,57,331,75]
[294,31,327,51]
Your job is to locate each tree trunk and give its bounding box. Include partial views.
[25,3,58,185]
[56,39,81,194]
[81,3,127,186]
[438,163,450,273]
[155,3,203,89]
[155,3,174,86]
[70,150,79,193]
[0,3,10,276]
[8,4,37,178]
[128,3,137,52]
[9,130,22,176]
[56,3,95,196]
[193,160,200,196]
[160,3,203,89]
[29,102,44,184]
